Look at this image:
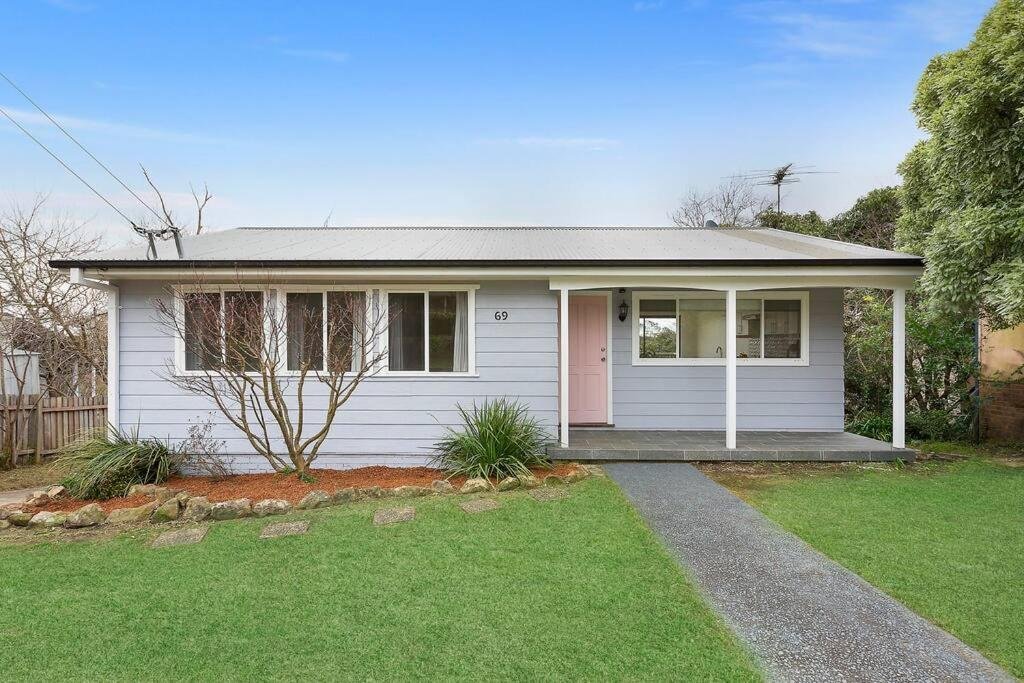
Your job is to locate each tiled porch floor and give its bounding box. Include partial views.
[547,429,914,462]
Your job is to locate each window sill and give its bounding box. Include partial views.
[631,358,809,367]
[375,372,480,379]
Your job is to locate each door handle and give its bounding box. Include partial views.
[601,357,606,362]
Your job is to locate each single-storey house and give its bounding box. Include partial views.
[52,227,922,470]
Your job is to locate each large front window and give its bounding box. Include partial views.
[285,290,365,372]
[386,290,471,373]
[634,291,807,365]
[182,290,264,372]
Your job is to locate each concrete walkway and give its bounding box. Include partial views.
[606,463,1011,683]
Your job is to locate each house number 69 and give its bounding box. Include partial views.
[494,311,509,321]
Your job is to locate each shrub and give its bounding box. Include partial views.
[431,398,551,481]
[180,416,231,480]
[57,426,179,499]
[846,412,892,442]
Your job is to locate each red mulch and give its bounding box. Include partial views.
[26,463,581,513]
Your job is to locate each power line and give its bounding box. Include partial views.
[0,70,173,230]
[0,103,139,228]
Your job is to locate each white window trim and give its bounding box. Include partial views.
[379,285,479,377]
[630,290,810,367]
[275,285,374,377]
[172,284,270,376]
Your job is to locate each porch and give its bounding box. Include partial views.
[547,429,915,462]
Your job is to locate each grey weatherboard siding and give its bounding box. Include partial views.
[117,281,843,471]
[118,280,558,472]
[611,288,844,431]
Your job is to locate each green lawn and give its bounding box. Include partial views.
[709,453,1024,678]
[0,478,759,681]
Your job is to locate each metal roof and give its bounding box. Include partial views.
[50,227,923,269]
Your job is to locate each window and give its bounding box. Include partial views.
[285,290,365,372]
[181,290,264,372]
[632,291,807,365]
[386,289,472,373]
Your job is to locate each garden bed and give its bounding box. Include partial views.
[19,463,581,513]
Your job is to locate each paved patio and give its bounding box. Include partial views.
[547,429,914,462]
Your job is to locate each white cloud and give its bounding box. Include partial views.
[898,0,990,44]
[279,48,349,63]
[0,105,225,144]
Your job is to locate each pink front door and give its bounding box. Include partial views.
[568,295,608,425]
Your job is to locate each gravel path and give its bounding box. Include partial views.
[606,463,1011,683]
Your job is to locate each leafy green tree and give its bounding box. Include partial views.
[766,188,978,441]
[896,0,1024,328]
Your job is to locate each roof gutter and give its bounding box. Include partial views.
[69,268,118,435]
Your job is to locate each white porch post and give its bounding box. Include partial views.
[558,287,570,447]
[892,287,906,449]
[725,288,737,449]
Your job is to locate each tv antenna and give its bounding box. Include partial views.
[730,163,836,212]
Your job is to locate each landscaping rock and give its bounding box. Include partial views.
[391,485,430,498]
[517,474,541,489]
[296,490,331,510]
[260,520,310,539]
[151,498,181,523]
[28,511,67,528]
[65,503,107,528]
[331,487,359,504]
[8,511,33,526]
[581,464,606,477]
[530,487,569,502]
[46,485,66,499]
[174,491,192,505]
[253,499,292,517]
[27,492,48,507]
[431,479,455,494]
[373,506,415,526]
[153,487,179,504]
[128,483,158,497]
[210,498,252,520]
[181,496,212,522]
[359,486,384,499]
[151,525,209,549]
[460,478,490,494]
[496,477,519,492]
[0,507,15,520]
[460,498,500,514]
[107,502,158,525]
[0,520,10,530]
[543,474,566,487]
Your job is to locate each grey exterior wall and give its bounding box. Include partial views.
[611,288,845,431]
[117,280,844,472]
[117,279,558,472]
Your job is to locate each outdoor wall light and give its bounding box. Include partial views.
[618,299,629,322]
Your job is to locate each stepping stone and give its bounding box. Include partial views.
[530,488,569,502]
[151,526,209,549]
[259,520,310,539]
[373,506,415,526]
[459,498,500,514]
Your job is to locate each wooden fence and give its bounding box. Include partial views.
[1,396,107,465]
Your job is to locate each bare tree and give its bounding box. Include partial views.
[140,165,212,236]
[154,278,390,477]
[0,197,107,399]
[671,177,772,228]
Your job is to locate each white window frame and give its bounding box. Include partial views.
[379,285,478,377]
[630,290,810,367]
[172,284,270,376]
[275,285,374,376]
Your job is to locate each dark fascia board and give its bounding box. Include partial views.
[51,257,925,269]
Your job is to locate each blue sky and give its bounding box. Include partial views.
[2,0,993,244]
